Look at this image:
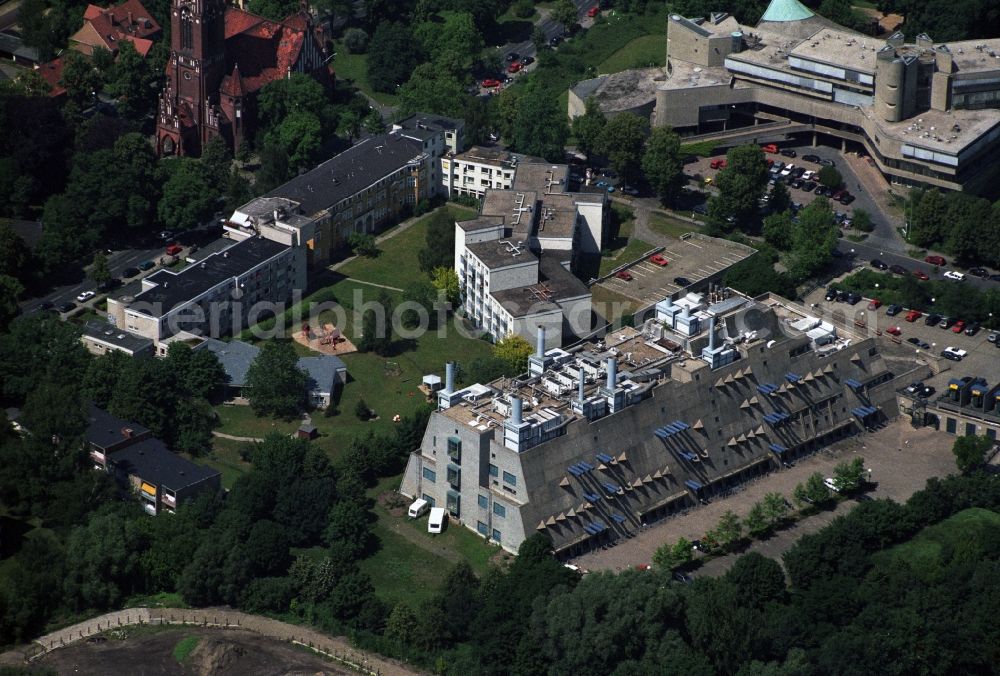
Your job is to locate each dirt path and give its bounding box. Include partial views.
[211,431,264,443]
[1,607,423,675]
[348,279,405,293]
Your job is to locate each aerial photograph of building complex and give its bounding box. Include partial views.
[0,0,999,672]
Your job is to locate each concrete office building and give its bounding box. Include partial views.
[227,114,464,267]
[453,168,605,348]
[401,288,898,554]
[571,0,1000,192]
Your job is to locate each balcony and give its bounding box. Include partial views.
[161,493,176,508]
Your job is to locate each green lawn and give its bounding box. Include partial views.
[199,437,252,490]
[214,404,298,438]
[874,508,1000,582]
[337,204,477,290]
[598,34,667,73]
[331,42,398,106]
[231,205,494,458]
[599,237,654,276]
[359,475,499,607]
[647,211,700,239]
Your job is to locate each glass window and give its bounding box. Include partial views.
[492,529,501,542]
[502,471,517,486]
[493,502,506,518]
[447,465,461,487]
[422,467,436,482]
[478,494,488,509]
[477,521,488,536]
[489,464,498,477]
[447,436,461,462]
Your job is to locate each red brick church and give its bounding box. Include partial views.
[156,0,330,157]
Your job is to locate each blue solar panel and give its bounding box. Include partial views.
[583,524,596,535]
[763,414,777,424]
[785,373,800,383]
[567,466,582,477]
[769,443,786,453]
[685,479,702,491]
[583,492,600,503]
[603,483,620,494]
[596,452,614,463]
[592,520,606,532]
[612,514,626,523]
[865,406,878,415]
[675,421,690,430]
[581,462,594,472]
[845,378,862,389]
[654,428,668,439]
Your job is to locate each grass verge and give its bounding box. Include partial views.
[647,211,700,239]
[331,42,399,106]
[598,34,667,72]
[173,636,199,663]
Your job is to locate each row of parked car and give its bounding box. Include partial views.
[768,162,856,204]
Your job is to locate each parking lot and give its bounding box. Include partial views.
[801,283,999,407]
[597,234,755,307]
[572,418,959,573]
[690,146,872,216]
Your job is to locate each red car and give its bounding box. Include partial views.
[615,270,633,281]
[649,254,669,266]
[481,78,501,88]
[867,298,882,310]
[165,243,183,256]
[886,326,902,336]
[925,255,947,266]
[762,144,778,154]
[587,6,599,17]
[913,269,929,281]
[904,309,922,322]
[951,320,966,333]
[710,159,727,170]
[507,62,522,73]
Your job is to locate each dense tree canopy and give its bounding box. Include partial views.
[244,341,309,419]
[368,22,424,93]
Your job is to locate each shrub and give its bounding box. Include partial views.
[343,28,368,54]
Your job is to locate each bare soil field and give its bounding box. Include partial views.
[36,626,354,676]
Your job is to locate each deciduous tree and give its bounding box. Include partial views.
[494,334,533,373]
[596,112,648,184]
[572,97,606,161]
[642,126,684,202]
[245,341,309,418]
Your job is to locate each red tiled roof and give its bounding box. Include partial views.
[36,57,66,97]
[80,0,161,54]
[124,35,153,57]
[224,7,265,39]
[223,7,308,94]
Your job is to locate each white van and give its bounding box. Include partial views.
[824,477,841,493]
[407,498,429,519]
[427,507,446,534]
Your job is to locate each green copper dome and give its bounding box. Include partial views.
[759,0,815,22]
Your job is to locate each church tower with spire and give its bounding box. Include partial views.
[156,0,228,156]
[155,0,329,158]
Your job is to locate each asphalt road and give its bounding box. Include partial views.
[20,245,165,315]
[833,239,998,293]
[499,0,595,64]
